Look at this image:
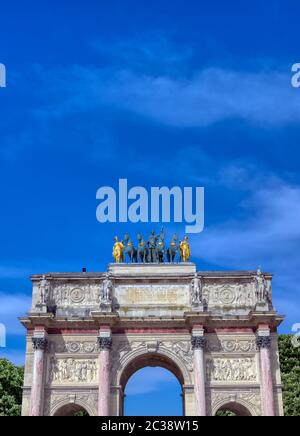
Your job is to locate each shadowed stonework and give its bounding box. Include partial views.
[20,263,284,416]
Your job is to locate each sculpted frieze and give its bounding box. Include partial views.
[205,338,257,353]
[202,282,257,309]
[206,357,257,382]
[48,340,98,354]
[49,282,100,307]
[48,357,98,384]
[111,339,193,373]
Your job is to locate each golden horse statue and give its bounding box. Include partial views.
[180,236,191,262]
[112,236,125,263]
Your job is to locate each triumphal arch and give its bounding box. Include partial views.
[20,235,284,416]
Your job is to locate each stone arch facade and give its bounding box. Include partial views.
[110,338,193,415]
[20,263,284,416]
[112,342,192,387]
[212,397,257,417]
[50,395,97,416]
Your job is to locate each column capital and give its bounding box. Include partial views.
[256,335,271,349]
[191,335,205,350]
[32,337,47,351]
[98,336,112,350]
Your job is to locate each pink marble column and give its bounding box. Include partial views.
[98,336,112,416]
[192,336,206,416]
[257,335,275,416]
[30,337,47,416]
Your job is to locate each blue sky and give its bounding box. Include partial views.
[0,0,300,415]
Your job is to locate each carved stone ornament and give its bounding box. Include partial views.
[191,336,205,350]
[98,337,112,350]
[211,390,262,416]
[48,357,98,383]
[205,338,257,353]
[206,357,257,382]
[110,339,194,377]
[48,340,98,354]
[49,282,100,307]
[256,335,271,349]
[32,337,48,351]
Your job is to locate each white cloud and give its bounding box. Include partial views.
[31,65,300,128]
[198,182,300,267]
[191,176,300,330]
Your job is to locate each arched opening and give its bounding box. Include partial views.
[215,402,252,417]
[120,353,184,416]
[53,404,90,416]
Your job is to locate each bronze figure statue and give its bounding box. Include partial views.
[147,230,159,263]
[112,230,192,264]
[137,233,148,263]
[180,236,191,262]
[112,236,124,263]
[157,227,165,263]
[123,234,138,263]
[167,234,179,263]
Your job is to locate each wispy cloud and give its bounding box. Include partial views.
[29,64,299,128]
[2,36,298,163]
[191,171,300,330]
[90,32,193,77]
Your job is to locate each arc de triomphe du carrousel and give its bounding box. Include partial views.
[20,232,284,416]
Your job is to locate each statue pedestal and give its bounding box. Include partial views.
[108,262,196,277]
[100,302,112,313]
[192,302,204,312]
[255,301,269,312]
[35,303,48,313]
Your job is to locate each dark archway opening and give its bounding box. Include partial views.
[53,404,90,416]
[215,403,252,417]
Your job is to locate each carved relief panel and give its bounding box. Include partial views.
[48,340,99,354]
[206,357,258,383]
[49,281,101,308]
[205,336,257,353]
[202,280,257,313]
[47,357,98,385]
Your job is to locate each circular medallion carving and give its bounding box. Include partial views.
[223,340,235,352]
[70,288,85,304]
[83,343,96,353]
[219,287,235,305]
[68,342,81,353]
